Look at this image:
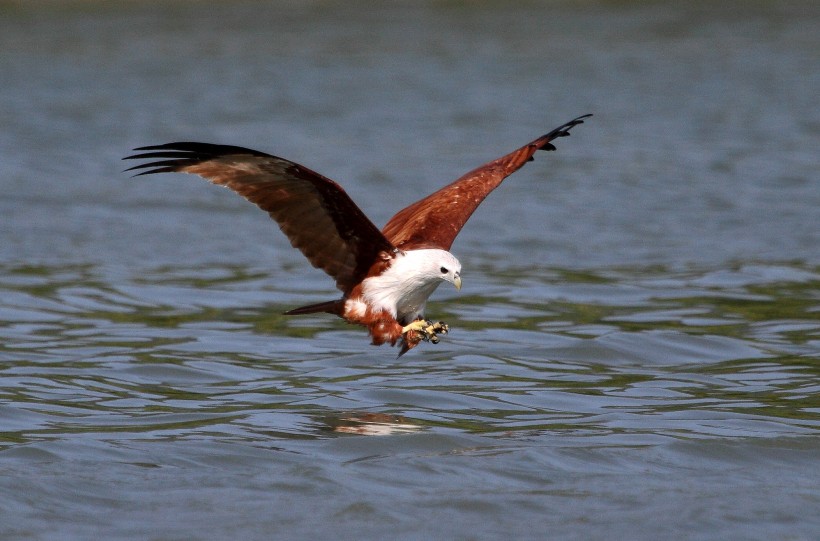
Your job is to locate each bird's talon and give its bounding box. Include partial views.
[423,321,450,343]
[401,319,428,335]
[401,319,449,345]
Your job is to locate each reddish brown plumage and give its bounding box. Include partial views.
[124,114,590,353]
[126,143,394,293]
[382,114,591,250]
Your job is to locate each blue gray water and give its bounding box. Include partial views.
[1,1,818,540]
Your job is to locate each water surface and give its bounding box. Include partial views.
[1,1,818,540]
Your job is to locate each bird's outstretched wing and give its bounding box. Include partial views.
[381,114,591,250]
[124,143,395,292]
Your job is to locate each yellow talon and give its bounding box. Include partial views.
[401,320,449,343]
[428,321,449,336]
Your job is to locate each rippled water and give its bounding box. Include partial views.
[1,1,819,540]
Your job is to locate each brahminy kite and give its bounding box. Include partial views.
[125,114,591,354]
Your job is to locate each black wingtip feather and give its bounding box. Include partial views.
[536,113,592,152]
[123,141,274,176]
[129,167,178,176]
[128,141,272,156]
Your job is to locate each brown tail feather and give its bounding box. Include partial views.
[284,299,343,316]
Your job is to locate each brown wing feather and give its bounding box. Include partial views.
[381,114,591,250]
[124,142,395,292]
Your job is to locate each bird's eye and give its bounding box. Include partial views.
[440,267,448,274]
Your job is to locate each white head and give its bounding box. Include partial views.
[403,249,462,291]
[362,248,462,322]
[437,252,462,290]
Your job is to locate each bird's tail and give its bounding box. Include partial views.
[284,300,342,316]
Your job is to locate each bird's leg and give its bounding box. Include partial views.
[401,319,449,344]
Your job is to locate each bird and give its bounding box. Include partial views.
[124,113,591,354]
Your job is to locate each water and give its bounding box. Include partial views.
[1,1,818,540]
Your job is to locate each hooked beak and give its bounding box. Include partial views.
[453,273,462,291]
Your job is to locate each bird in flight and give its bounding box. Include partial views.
[125,114,591,354]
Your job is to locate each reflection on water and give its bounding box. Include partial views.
[327,413,423,436]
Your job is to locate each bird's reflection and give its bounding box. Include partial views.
[324,412,423,436]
